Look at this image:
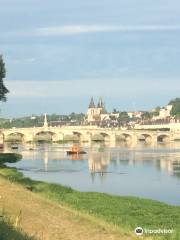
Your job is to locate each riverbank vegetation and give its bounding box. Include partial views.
[0,153,180,239]
[0,153,22,163]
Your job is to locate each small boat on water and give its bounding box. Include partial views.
[67,145,87,155]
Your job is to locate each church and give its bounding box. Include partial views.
[87,97,117,122]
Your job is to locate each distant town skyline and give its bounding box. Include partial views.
[0,0,180,117]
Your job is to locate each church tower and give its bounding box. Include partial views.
[87,97,96,122]
[97,97,107,114]
[97,97,103,108]
[86,97,108,122]
[88,97,95,108]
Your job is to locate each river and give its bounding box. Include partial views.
[5,141,180,205]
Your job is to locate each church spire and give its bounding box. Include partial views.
[97,97,103,108]
[88,97,95,108]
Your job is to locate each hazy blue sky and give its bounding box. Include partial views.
[0,0,180,117]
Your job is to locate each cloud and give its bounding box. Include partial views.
[10,57,36,64]
[35,25,180,36]
[4,79,180,117]
[6,79,180,99]
[3,24,180,39]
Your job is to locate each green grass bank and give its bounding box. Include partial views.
[0,153,180,239]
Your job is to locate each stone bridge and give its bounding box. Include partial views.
[0,125,178,144]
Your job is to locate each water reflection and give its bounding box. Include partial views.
[88,150,110,182]
[158,159,180,178]
[5,141,180,205]
[5,141,180,178]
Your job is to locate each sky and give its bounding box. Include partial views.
[0,0,180,117]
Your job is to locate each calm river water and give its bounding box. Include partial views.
[6,141,180,205]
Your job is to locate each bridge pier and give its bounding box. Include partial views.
[131,134,138,144]
[52,134,60,142]
[151,135,158,144]
[109,134,116,143]
[59,133,65,141]
[145,136,153,144]
[24,134,34,143]
[80,134,92,143]
[0,133,4,145]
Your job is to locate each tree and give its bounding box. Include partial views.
[169,98,180,116]
[153,106,161,116]
[69,112,85,121]
[113,108,118,113]
[109,115,116,121]
[0,55,9,101]
[118,112,130,122]
[141,111,152,120]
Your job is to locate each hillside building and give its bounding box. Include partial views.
[152,105,173,120]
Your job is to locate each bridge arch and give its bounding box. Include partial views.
[35,131,58,142]
[62,131,82,142]
[100,132,111,141]
[78,131,92,142]
[72,131,82,137]
[137,133,153,143]
[5,132,25,142]
[92,132,110,142]
[157,134,170,143]
[116,133,133,142]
